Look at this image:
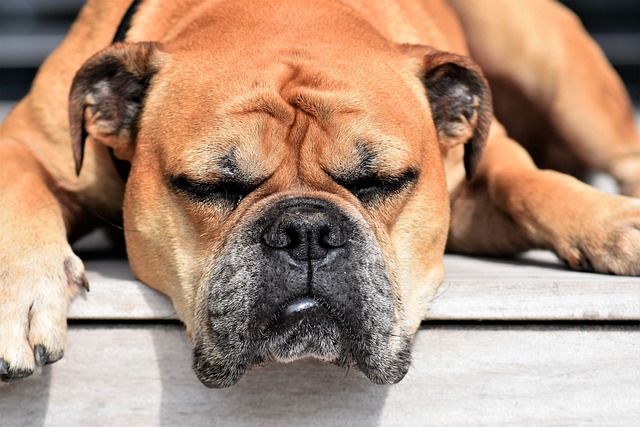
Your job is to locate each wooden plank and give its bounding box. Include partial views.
[72,259,178,320]
[68,251,640,321]
[432,251,640,320]
[1,325,638,426]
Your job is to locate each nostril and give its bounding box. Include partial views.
[263,224,292,249]
[320,226,347,248]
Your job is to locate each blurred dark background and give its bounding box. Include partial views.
[0,0,639,104]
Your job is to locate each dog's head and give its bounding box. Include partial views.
[68,6,490,387]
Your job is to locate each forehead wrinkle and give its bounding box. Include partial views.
[224,90,296,125]
[286,88,367,125]
[217,60,366,127]
[277,59,368,123]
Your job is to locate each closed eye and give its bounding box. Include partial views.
[168,175,256,208]
[337,168,419,204]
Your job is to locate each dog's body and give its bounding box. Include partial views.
[1,0,638,386]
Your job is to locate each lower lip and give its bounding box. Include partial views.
[282,298,318,318]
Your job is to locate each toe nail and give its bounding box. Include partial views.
[0,360,34,383]
[2,368,34,383]
[34,345,47,366]
[579,253,595,273]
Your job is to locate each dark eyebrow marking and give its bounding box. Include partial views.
[326,142,378,184]
[198,147,256,183]
[219,150,242,177]
[356,142,377,174]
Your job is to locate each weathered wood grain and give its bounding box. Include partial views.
[433,251,640,320]
[1,325,638,427]
[68,251,640,321]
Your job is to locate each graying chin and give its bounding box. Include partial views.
[191,200,414,388]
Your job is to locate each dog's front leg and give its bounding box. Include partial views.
[448,123,640,276]
[0,141,88,383]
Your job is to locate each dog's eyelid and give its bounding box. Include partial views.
[167,174,258,205]
[334,168,419,202]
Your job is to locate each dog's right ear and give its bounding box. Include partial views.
[69,42,161,175]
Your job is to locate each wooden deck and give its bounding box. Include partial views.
[1,246,639,426]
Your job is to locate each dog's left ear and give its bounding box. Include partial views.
[405,45,492,179]
[69,42,162,175]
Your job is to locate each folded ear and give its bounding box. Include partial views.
[69,42,161,175]
[405,45,492,179]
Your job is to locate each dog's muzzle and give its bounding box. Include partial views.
[192,197,413,388]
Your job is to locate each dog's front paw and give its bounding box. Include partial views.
[557,198,640,276]
[0,246,87,383]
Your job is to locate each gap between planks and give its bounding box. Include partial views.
[68,250,640,322]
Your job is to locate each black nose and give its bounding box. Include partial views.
[262,201,348,261]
